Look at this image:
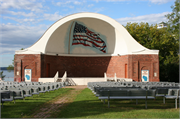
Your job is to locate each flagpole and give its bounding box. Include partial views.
[68,21,75,54]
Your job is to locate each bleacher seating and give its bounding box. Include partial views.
[88,81,180,109]
[0,81,67,108]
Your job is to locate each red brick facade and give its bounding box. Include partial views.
[14,54,159,82]
[14,54,41,82]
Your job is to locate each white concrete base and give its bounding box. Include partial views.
[67,77,106,85]
[38,77,132,85]
[117,78,133,82]
[39,78,54,83]
[38,77,106,85]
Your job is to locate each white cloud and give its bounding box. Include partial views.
[93,0,173,4]
[56,1,83,6]
[0,44,22,54]
[148,0,174,4]
[3,16,37,24]
[56,2,63,6]
[0,23,48,54]
[106,0,130,1]
[68,5,74,9]
[56,1,71,6]
[3,11,64,24]
[6,11,36,17]
[116,12,170,25]
[55,1,75,9]
[73,1,82,5]
[54,0,85,9]
[2,16,21,23]
[93,0,130,2]
[43,12,63,21]
[23,18,35,22]
[0,0,43,13]
[106,0,173,3]
[94,7,104,13]
[88,4,94,7]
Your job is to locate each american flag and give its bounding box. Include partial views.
[72,22,106,53]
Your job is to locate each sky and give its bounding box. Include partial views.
[0,0,176,67]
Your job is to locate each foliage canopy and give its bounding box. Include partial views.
[0,71,6,80]
[165,0,179,40]
[125,22,179,82]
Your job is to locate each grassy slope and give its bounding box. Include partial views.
[57,88,179,118]
[1,88,72,118]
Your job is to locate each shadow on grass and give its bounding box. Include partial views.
[1,88,179,118]
[55,99,179,118]
[54,88,180,118]
[1,88,73,118]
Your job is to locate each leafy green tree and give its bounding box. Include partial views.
[7,48,24,72]
[0,71,6,80]
[7,56,15,72]
[165,0,179,40]
[7,65,14,72]
[125,22,179,82]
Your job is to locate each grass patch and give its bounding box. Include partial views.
[57,88,180,118]
[1,88,72,118]
[48,88,84,118]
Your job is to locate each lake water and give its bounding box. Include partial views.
[0,70,14,81]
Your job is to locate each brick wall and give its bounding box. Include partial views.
[14,54,159,82]
[129,55,159,82]
[41,55,113,77]
[14,54,41,82]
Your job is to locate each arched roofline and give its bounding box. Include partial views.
[16,12,159,55]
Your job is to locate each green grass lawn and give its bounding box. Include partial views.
[1,88,72,118]
[1,88,180,118]
[56,88,180,118]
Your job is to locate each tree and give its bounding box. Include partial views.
[7,56,14,72]
[125,22,179,82]
[0,71,6,80]
[165,0,179,40]
[7,48,24,72]
[7,65,14,72]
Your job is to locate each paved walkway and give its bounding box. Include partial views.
[32,85,87,118]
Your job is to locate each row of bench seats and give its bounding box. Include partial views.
[89,81,179,88]
[88,82,180,109]
[0,82,68,108]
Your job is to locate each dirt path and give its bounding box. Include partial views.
[32,85,87,118]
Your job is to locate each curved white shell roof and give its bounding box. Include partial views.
[15,12,159,56]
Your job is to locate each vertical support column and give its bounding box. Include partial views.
[114,73,117,82]
[145,90,147,109]
[20,60,22,82]
[136,99,138,105]
[175,98,177,109]
[145,100,147,109]
[163,97,165,104]
[104,72,107,81]
[125,64,128,78]
[108,90,110,108]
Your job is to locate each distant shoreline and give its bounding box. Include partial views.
[0,67,14,70]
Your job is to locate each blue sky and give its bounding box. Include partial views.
[0,0,176,67]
